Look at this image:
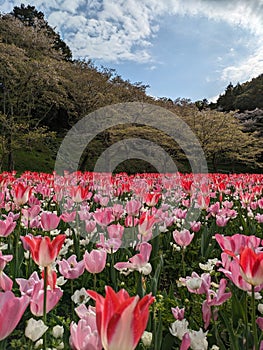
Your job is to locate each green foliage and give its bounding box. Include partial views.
[0,5,262,173]
[213,75,263,112]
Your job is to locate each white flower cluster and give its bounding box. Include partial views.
[170,319,208,350]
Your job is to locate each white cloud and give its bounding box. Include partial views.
[0,0,262,85]
[221,47,263,83]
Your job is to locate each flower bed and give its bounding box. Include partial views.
[1,171,263,349]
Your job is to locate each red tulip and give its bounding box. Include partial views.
[226,246,263,286]
[87,286,154,350]
[239,247,263,286]
[21,234,66,267]
[12,182,32,206]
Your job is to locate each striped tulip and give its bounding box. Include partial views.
[226,246,263,286]
[87,286,154,350]
[21,234,66,267]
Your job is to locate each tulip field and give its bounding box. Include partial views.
[1,170,263,349]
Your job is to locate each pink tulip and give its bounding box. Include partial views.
[16,271,40,296]
[75,304,97,324]
[58,255,85,279]
[190,221,201,233]
[173,229,194,248]
[87,286,154,350]
[93,208,114,227]
[0,217,16,237]
[255,213,263,224]
[215,233,261,255]
[70,319,102,350]
[180,333,191,350]
[21,234,66,267]
[138,211,156,240]
[216,215,230,227]
[202,279,231,329]
[61,211,76,223]
[181,272,211,294]
[107,224,124,239]
[114,242,152,275]
[70,305,102,350]
[0,291,30,340]
[257,317,263,331]
[171,306,185,320]
[22,205,41,221]
[84,249,107,274]
[0,251,13,291]
[40,212,61,231]
[30,279,63,316]
[96,235,122,254]
[85,220,97,234]
[112,203,124,220]
[125,200,141,216]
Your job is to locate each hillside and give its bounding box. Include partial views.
[211,75,263,112]
[0,5,262,174]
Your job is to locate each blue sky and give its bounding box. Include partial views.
[0,0,262,102]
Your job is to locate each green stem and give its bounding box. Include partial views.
[0,339,7,350]
[244,293,249,350]
[93,273,97,292]
[71,279,74,319]
[72,228,80,261]
[110,250,117,291]
[251,285,259,350]
[181,248,186,276]
[43,266,48,350]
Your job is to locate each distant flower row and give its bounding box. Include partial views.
[1,170,263,349]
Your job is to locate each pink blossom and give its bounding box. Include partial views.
[215,233,261,255]
[255,213,263,224]
[58,255,85,279]
[112,203,124,220]
[61,211,76,223]
[0,217,16,237]
[85,220,97,234]
[125,199,141,216]
[114,242,152,275]
[93,208,114,227]
[138,211,156,240]
[180,333,191,350]
[216,215,230,227]
[96,235,122,254]
[202,279,231,329]
[84,249,107,274]
[173,229,194,248]
[181,272,211,294]
[30,279,63,316]
[0,251,13,291]
[70,319,102,350]
[16,271,40,296]
[190,221,201,233]
[0,291,30,340]
[40,211,61,231]
[171,306,185,320]
[107,224,124,239]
